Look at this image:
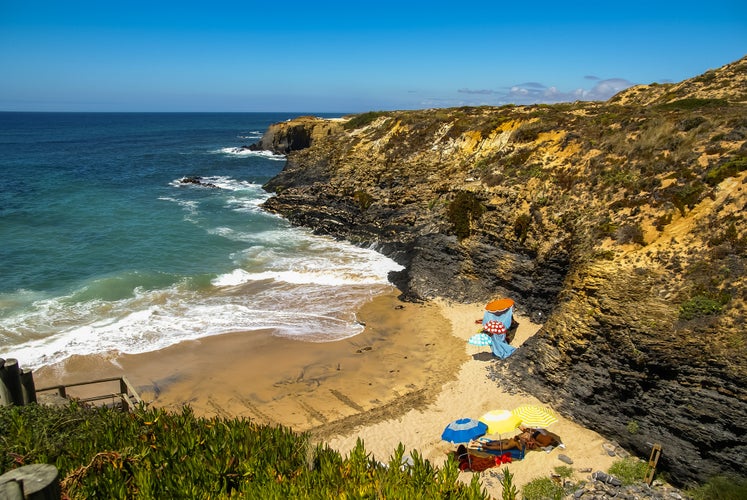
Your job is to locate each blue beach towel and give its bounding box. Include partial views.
[482,305,516,358]
[489,333,516,359]
[483,306,513,330]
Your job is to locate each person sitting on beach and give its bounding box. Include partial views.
[517,426,562,450]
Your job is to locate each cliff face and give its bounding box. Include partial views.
[259,57,747,485]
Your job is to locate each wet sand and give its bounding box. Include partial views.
[32,291,464,434]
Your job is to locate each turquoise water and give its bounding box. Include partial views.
[0,113,402,368]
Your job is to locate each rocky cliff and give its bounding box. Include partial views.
[250,115,344,154]
[258,57,747,486]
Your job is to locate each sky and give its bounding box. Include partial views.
[1,1,745,113]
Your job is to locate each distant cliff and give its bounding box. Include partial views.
[258,56,747,486]
[250,115,344,154]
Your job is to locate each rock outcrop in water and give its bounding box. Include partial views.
[258,57,747,486]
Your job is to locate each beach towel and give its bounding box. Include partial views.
[468,437,525,460]
[483,306,513,330]
[456,445,511,472]
[489,333,516,359]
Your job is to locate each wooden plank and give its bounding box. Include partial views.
[120,376,142,404]
[36,376,142,412]
[644,443,662,486]
[36,376,130,392]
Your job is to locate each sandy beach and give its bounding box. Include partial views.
[32,290,619,497]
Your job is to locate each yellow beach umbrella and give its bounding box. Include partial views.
[479,409,522,435]
[511,405,558,428]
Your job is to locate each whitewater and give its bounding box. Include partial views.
[0,112,403,369]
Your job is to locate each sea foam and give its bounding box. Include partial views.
[213,147,286,161]
[2,231,403,369]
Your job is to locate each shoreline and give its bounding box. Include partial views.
[32,291,464,433]
[31,291,620,495]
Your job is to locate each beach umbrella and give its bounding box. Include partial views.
[483,320,507,335]
[441,418,488,444]
[479,410,522,435]
[485,298,514,313]
[511,405,558,428]
[468,333,492,346]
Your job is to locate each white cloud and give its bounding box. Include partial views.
[454,76,635,106]
[582,78,634,100]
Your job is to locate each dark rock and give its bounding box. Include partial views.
[178,176,218,189]
[592,471,622,487]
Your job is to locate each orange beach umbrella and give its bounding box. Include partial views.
[485,298,514,313]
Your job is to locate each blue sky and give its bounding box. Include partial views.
[1,1,745,112]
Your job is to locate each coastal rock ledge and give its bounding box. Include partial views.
[258,56,747,487]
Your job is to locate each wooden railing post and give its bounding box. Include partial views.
[0,464,60,500]
[20,368,37,405]
[0,359,12,407]
[5,359,24,405]
[0,358,25,406]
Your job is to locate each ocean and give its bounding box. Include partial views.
[0,112,403,370]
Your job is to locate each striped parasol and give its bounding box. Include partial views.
[511,405,558,428]
[441,418,488,444]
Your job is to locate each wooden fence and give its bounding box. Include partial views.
[0,358,142,412]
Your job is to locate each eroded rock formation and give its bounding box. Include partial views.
[249,115,344,154]
[258,57,747,485]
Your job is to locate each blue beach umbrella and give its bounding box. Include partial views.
[441,418,488,444]
[468,333,492,346]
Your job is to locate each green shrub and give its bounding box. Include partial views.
[0,403,487,499]
[656,98,728,110]
[513,121,554,143]
[615,223,645,245]
[705,156,747,186]
[553,465,574,478]
[500,467,518,500]
[687,475,747,500]
[343,111,388,130]
[669,183,705,216]
[608,457,648,486]
[522,476,564,500]
[627,420,640,434]
[446,191,485,239]
[593,249,616,261]
[514,213,532,242]
[593,216,618,240]
[353,189,374,211]
[679,294,727,320]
